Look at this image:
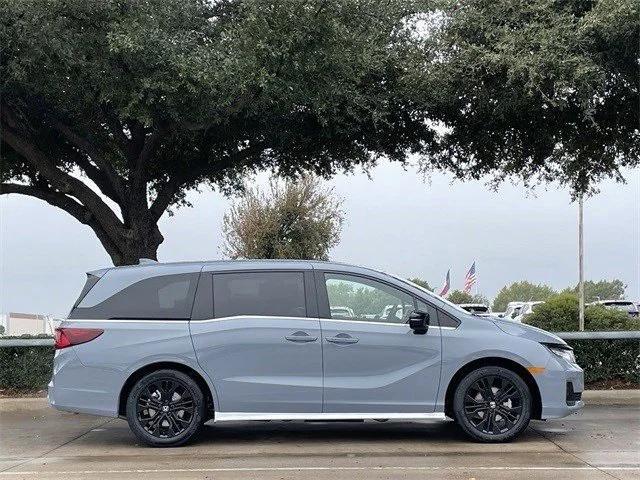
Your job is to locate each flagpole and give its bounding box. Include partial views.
[578,196,585,331]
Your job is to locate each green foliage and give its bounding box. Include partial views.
[0,325,4,335]
[0,346,53,390]
[2,0,638,266]
[492,281,556,312]
[447,290,488,305]
[567,339,639,384]
[526,294,640,332]
[512,293,639,383]
[407,278,433,291]
[427,0,640,193]
[562,279,627,302]
[222,176,343,260]
[0,0,434,264]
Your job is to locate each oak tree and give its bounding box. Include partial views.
[1,0,432,265]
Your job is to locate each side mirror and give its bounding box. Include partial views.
[409,310,429,334]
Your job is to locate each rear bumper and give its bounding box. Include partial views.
[48,348,119,418]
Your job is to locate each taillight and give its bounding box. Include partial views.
[54,327,103,349]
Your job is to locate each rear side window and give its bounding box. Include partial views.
[213,272,306,318]
[69,273,199,320]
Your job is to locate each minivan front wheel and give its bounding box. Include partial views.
[126,369,205,447]
[453,366,531,442]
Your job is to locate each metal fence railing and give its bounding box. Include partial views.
[0,331,638,347]
[0,338,55,347]
[555,331,640,340]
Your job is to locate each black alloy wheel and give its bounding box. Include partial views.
[126,369,205,447]
[453,366,532,442]
[463,375,523,434]
[137,377,195,438]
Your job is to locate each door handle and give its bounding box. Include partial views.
[285,331,318,343]
[326,334,359,345]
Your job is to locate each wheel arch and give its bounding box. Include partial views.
[118,361,215,418]
[443,357,542,420]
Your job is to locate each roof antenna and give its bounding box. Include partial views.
[138,258,158,265]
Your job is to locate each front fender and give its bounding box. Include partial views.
[436,319,551,411]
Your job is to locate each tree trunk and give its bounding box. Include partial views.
[100,217,165,267]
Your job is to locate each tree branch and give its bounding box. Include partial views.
[48,118,126,200]
[72,153,122,202]
[99,103,130,153]
[1,182,92,223]
[148,141,267,221]
[137,126,166,174]
[0,116,126,241]
[0,182,125,262]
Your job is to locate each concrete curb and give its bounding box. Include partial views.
[1,390,638,412]
[0,397,49,412]
[582,389,640,406]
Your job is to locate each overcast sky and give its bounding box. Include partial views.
[1,162,638,317]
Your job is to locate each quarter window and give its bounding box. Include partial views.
[213,272,306,318]
[69,273,199,320]
[325,273,415,323]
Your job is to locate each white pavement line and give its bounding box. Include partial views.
[1,466,640,475]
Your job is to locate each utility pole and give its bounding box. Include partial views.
[578,196,585,331]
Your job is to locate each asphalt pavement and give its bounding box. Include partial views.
[1,392,638,480]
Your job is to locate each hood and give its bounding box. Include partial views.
[492,318,566,345]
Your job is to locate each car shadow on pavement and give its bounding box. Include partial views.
[191,419,542,446]
[62,417,545,450]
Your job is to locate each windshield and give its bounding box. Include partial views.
[391,274,471,315]
[468,305,489,313]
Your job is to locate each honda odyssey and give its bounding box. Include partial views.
[49,260,584,446]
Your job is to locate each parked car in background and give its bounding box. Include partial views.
[587,300,639,317]
[49,260,583,446]
[459,304,492,316]
[500,302,524,321]
[330,306,354,318]
[513,302,545,324]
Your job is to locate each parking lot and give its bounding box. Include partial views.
[1,394,638,480]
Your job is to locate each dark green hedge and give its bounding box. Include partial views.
[566,339,639,384]
[0,345,54,390]
[0,337,638,391]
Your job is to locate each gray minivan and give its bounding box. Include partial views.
[49,260,584,446]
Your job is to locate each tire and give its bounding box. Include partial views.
[126,369,205,447]
[453,366,531,442]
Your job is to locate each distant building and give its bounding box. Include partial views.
[4,312,51,336]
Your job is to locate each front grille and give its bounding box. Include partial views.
[566,381,582,405]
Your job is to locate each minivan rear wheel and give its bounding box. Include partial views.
[126,369,205,447]
[453,366,531,442]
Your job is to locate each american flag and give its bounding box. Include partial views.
[463,262,477,293]
[439,269,450,297]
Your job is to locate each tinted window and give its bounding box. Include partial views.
[69,273,199,319]
[438,311,461,328]
[325,273,415,324]
[417,299,460,328]
[416,299,439,326]
[213,272,306,318]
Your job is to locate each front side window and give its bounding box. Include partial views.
[325,273,415,323]
[69,273,199,320]
[213,272,306,318]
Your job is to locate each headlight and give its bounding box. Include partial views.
[544,343,576,364]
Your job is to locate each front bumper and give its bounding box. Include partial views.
[538,357,585,419]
